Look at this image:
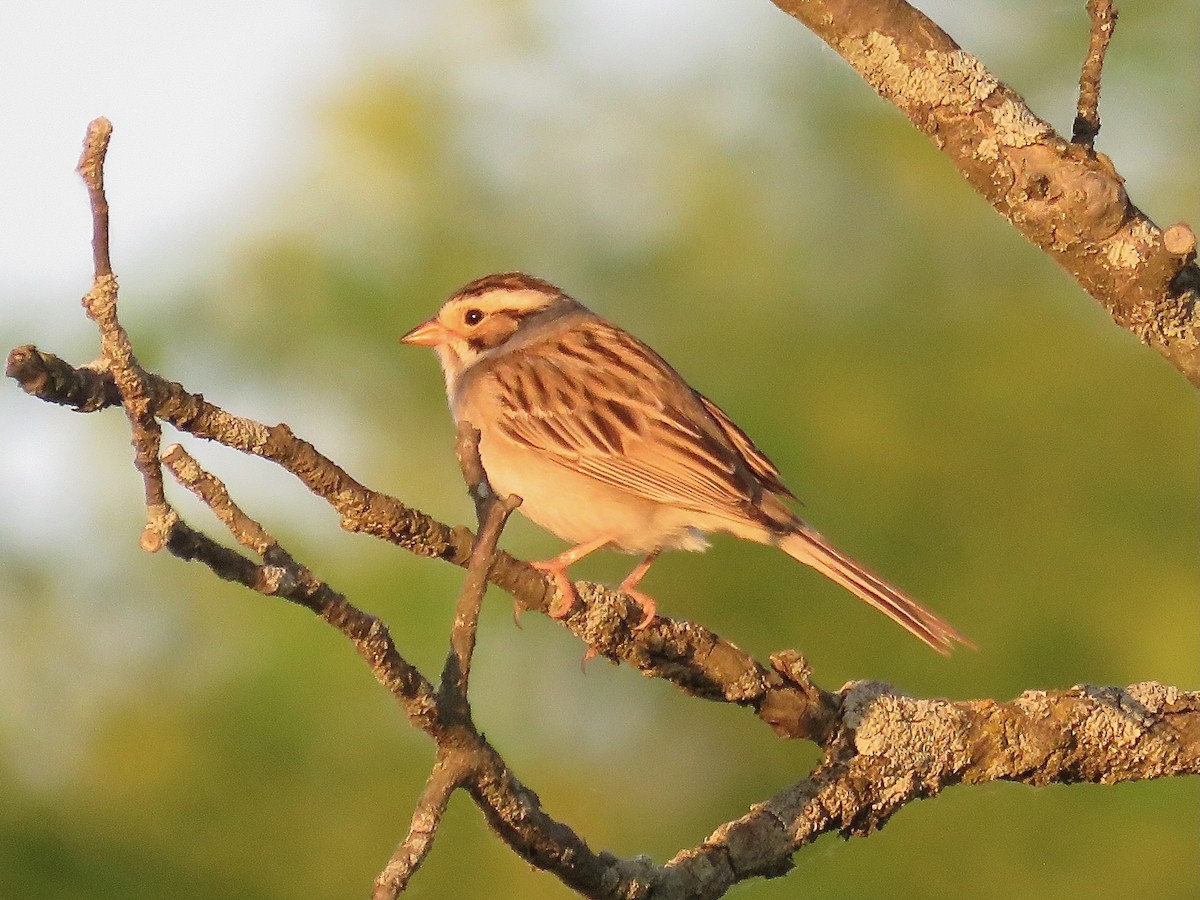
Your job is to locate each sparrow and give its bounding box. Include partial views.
[402,272,970,653]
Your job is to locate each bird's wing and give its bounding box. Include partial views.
[484,317,792,522]
[696,393,797,500]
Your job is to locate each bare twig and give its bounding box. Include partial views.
[162,445,440,729]
[75,118,177,549]
[1073,0,1118,148]
[374,427,521,895]
[455,422,494,523]
[443,424,521,705]
[5,345,120,412]
[373,758,459,898]
[367,429,520,897]
[76,117,113,278]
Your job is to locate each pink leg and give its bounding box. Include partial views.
[528,535,611,619]
[618,549,662,631]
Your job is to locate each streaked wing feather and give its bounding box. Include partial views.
[489,318,786,520]
[697,394,796,500]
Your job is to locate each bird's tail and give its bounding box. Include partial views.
[780,526,972,655]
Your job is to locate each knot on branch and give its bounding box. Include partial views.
[1010,142,1129,248]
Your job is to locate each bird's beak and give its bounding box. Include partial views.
[400,317,448,347]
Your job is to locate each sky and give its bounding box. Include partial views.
[0,1,378,590]
[0,1,800,337]
[5,0,1189,311]
[0,1,352,310]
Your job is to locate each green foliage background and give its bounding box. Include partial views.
[3,2,1197,897]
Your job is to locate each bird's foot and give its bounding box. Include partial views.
[618,587,657,631]
[530,559,581,619]
[617,551,660,631]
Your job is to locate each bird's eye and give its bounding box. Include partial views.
[463,308,484,326]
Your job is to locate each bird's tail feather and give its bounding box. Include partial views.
[780,527,972,655]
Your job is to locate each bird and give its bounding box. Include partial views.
[402,272,971,654]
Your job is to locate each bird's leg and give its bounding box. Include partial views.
[575,549,663,670]
[618,549,662,631]
[527,535,611,620]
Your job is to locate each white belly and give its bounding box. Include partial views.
[477,429,709,555]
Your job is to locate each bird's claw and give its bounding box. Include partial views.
[622,589,657,631]
[530,560,579,619]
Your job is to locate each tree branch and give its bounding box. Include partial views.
[6,346,841,741]
[76,117,113,279]
[159,444,616,898]
[373,757,458,898]
[770,0,1200,385]
[441,424,521,706]
[371,429,520,897]
[662,680,1199,895]
[1072,0,1117,148]
[161,445,441,728]
[75,117,178,549]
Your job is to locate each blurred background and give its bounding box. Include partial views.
[2,1,1197,897]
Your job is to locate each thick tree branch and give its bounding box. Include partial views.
[770,0,1200,385]
[661,680,1199,895]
